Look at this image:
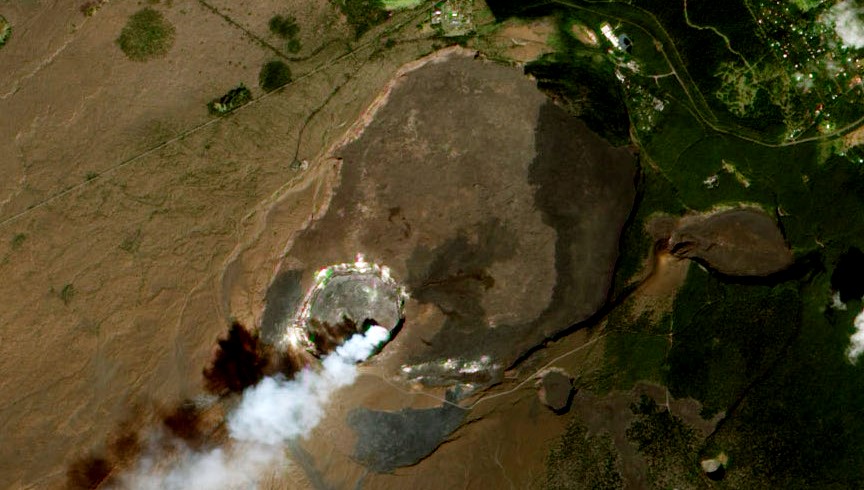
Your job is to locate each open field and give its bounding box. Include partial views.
[0,1,436,486]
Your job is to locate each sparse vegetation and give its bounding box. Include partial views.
[11,233,26,250]
[207,84,252,115]
[337,0,389,38]
[60,284,75,305]
[116,8,175,61]
[382,0,424,9]
[80,1,105,17]
[269,14,299,38]
[0,15,11,48]
[546,418,624,490]
[119,229,142,254]
[268,14,302,53]
[258,60,292,92]
[626,395,701,488]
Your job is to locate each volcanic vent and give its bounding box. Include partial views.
[281,255,407,356]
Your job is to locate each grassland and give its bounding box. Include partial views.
[0,15,10,48]
[116,8,176,61]
[0,0,440,486]
[336,0,390,38]
[382,0,425,10]
[545,418,624,490]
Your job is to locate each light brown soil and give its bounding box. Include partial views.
[0,3,643,489]
[842,121,864,149]
[629,250,691,321]
[570,23,598,46]
[0,1,435,487]
[473,17,556,64]
[494,18,556,62]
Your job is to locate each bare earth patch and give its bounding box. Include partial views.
[0,1,435,486]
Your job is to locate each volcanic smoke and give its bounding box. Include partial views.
[116,325,390,489]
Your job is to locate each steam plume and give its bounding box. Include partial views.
[118,326,390,489]
[825,1,864,49]
[848,307,864,363]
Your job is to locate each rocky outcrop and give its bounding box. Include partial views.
[271,50,637,375]
[536,368,575,413]
[665,207,793,277]
[267,51,635,476]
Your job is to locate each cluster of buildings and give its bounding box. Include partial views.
[431,0,474,36]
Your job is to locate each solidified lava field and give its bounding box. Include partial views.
[254,49,637,487]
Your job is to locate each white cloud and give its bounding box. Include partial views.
[117,326,390,489]
[229,325,389,445]
[825,1,864,49]
[848,307,864,363]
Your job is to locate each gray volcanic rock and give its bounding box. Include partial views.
[347,401,466,473]
[266,49,636,477]
[668,207,793,276]
[537,368,574,413]
[269,52,637,371]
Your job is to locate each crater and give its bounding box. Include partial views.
[280,255,407,356]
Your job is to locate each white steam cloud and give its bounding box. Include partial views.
[848,307,864,363]
[119,326,390,489]
[825,1,864,49]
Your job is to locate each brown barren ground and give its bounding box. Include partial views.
[0,1,434,487]
[0,2,693,488]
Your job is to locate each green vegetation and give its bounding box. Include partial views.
[693,268,864,488]
[789,0,825,11]
[526,53,630,146]
[11,233,26,250]
[667,266,801,417]
[0,15,11,48]
[116,8,175,61]
[80,1,105,17]
[660,263,864,487]
[269,14,299,38]
[382,0,424,10]
[586,308,670,394]
[626,395,701,488]
[612,166,686,291]
[119,229,142,254]
[479,0,864,487]
[60,284,75,305]
[545,418,623,490]
[207,84,252,115]
[258,60,292,92]
[268,14,302,53]
[336,0,389,38]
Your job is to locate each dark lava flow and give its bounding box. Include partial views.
[833,247,864,302]
[253,53,638,477]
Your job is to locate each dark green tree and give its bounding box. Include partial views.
[258,61,292,92]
